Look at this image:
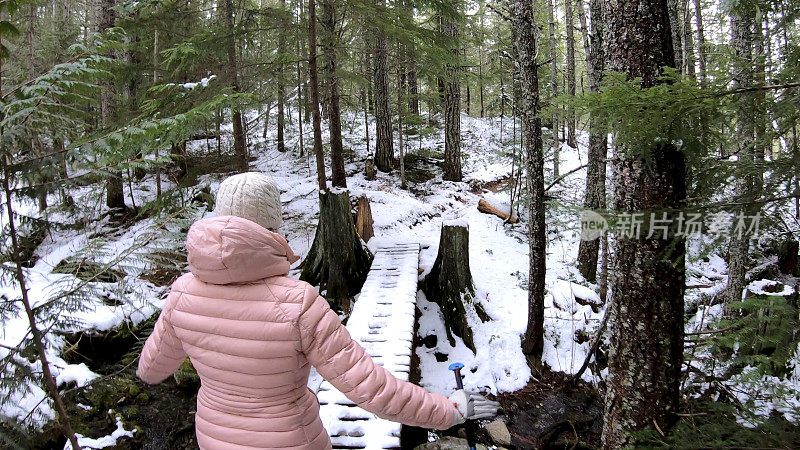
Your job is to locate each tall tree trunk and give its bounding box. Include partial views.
[98,0,125,211]
[682,0,695,77]
[478,0,486,118]
[602,0,685,446]
[223,0,248,172]
[321,0,346,187]
[277,0,287,152]
[667,0,683,69]
[296,0,306,157]
[362,28,371,157]
[508,0,545,362]
[373,0,394,172]
[726,6,758,305]
[565,0,577,150]
[153,29,162,198]
[442,8,463,182]
[693,0,707,83]
[407,51,419,116]
[577,0,607,283]
[548,0,560,176]
[403,0,419,117]
[308,0,327,190]
[397,47,407,189]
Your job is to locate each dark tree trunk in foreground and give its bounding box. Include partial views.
[602,0,685,447]
[301,191,373,313]
[307,0,327,190]
[577,0,607,283]
[373,0,394,172]
[726,6,757,305]
[422,223,475,352]
[223,0,248,172]
[99,0,125,211]
[508,0,545,362]
[322,0,346,188]
[442,10,463,182]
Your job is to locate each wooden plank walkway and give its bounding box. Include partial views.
[313,243,421,449]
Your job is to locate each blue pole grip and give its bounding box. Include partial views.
[448,362,465,390]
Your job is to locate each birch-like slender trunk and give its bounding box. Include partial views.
[507,0,545,361]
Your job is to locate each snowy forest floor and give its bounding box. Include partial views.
[2,108,800,449]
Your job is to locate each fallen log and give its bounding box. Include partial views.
[477,198,518,223]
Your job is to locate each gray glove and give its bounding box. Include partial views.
[448,389,500,426]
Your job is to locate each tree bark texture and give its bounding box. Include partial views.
[223,0,248,172]
[667,0,684,70]
[321,0,346,188]
[300,191,374,313]
[726,6,757,305]
[373,0,394,173]
[601,0,686,447]
[98,0,125,211]
[577,0,607,283]
[355,195,374,243]
[693,0,707,83]
[681,0,695,77]
[443,11,463,182]
[277,0,287,152]
[422,223,475,352]
[307,0,327,191]
[508,0,546,362]
[547,0,560,178]
[565,0,577,150]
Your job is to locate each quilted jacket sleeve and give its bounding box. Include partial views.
[297,285,454,430]
[137,290,188,384]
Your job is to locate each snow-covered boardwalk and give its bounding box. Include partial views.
[314,243,421,449]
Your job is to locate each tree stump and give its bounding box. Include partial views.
[355,195,374,243]
[300,190,374,313]
[422,221,476,352]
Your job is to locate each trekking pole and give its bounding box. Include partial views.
[448,362,477,450]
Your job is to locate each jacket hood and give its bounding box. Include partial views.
[186,215,300,284]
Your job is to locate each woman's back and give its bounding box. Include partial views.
[137,215,454,449]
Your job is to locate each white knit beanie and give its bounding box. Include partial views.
[214,172,283,231]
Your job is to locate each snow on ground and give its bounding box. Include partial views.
[64,415,136,450]
[2,104,799,436]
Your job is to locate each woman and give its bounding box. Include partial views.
[137,172,498,449]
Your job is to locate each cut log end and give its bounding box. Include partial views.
[478,198,518,223]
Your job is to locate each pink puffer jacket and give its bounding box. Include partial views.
[137,215,453,449]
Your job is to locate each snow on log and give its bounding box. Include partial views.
[477,198,518,223]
